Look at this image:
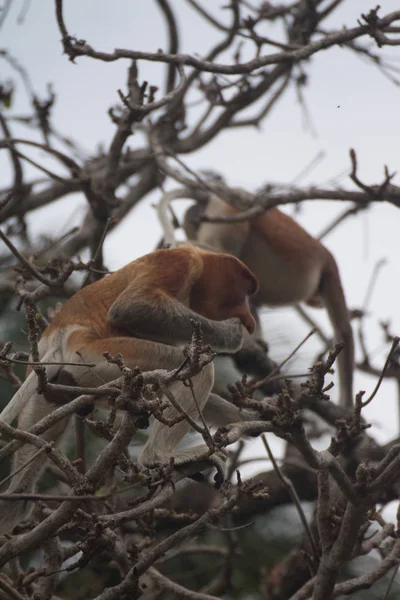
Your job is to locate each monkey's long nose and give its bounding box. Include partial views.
[243,314,256,334]
[239,307,256,334]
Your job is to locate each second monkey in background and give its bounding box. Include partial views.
[184,193,354,409]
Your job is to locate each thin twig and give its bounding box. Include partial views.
[251,329,316,390]
[261,434,319,562]
[362,337,400,407]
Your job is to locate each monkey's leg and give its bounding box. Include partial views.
[0,395,69,535]
[0,332,74,534]
[203,393,256,425]
[65,336,223,478]
[139,362,218,465]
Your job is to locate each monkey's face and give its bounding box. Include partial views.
[190,253,259,333]
[219,293,256,334]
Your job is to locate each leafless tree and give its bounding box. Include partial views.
[0,1,400,599]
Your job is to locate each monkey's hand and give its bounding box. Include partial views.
[209,317,244,354]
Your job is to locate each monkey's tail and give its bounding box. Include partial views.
[0,348,61,425]
[0,347,63,535]
[320,255,354,410]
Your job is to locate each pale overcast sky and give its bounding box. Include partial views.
[1,1,400,477]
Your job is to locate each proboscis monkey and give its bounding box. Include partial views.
[184,194,354,409]
[0,246,258,533]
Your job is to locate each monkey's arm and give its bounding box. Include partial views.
[108,286,244,353]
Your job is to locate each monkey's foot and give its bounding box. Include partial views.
[173,448,228,489]
[138,446,228,488]
[207,450,228,488]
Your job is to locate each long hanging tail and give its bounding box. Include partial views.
[0,348,62,425]
[0,347,66,534]
[320,255,354,410]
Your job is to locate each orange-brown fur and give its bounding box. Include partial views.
[0,246,259,534]
[187,195,354,409]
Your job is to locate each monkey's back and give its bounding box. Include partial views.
[243,208,329,305]
[45,266,132,339]
[44,247,205,340]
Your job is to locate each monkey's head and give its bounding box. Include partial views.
[190,251,259,334]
